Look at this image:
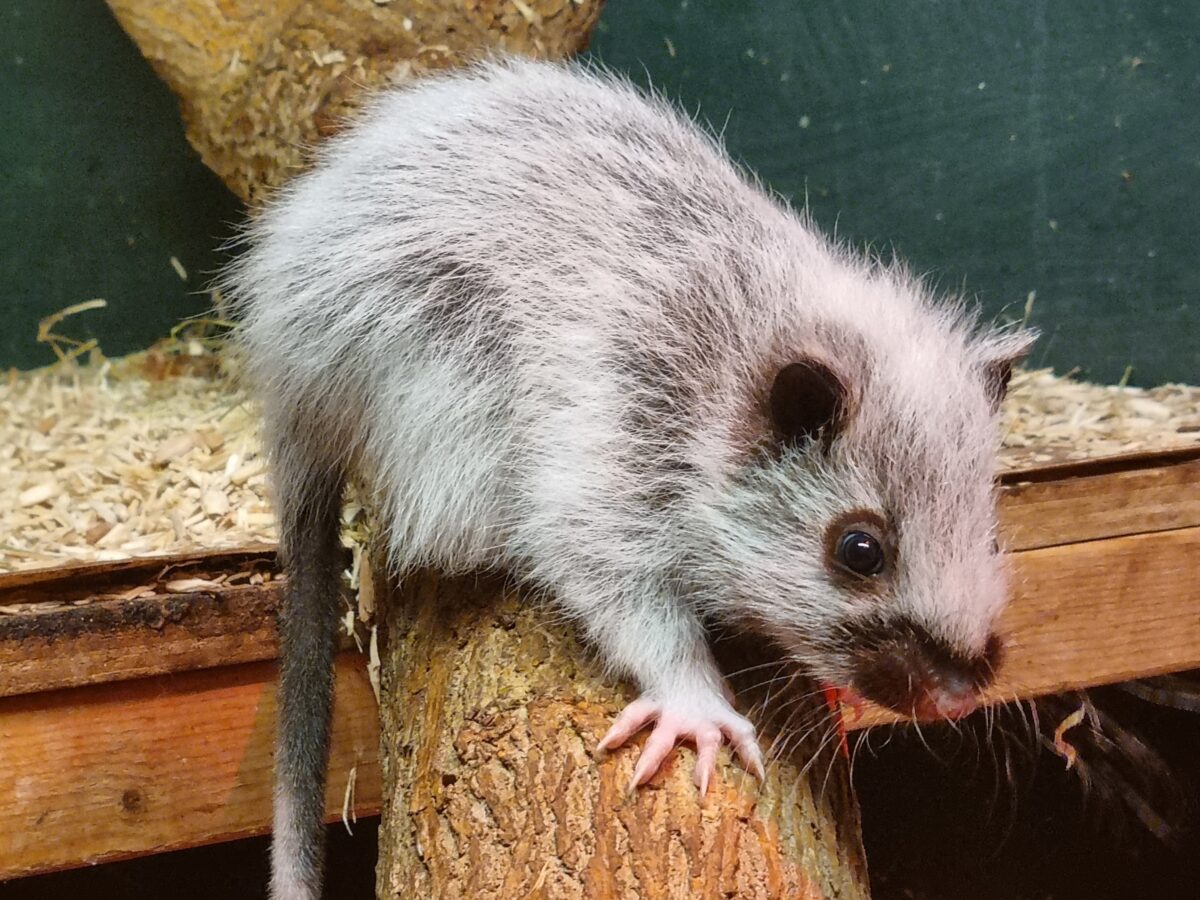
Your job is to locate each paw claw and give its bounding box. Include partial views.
[596,698,658,754]
[627,724,678,792]
[603,688,762,795]
[693,733,721,797]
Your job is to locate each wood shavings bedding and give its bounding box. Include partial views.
[2,354,1198,574]
[1000,368,1200,471]
[1,358,275,573]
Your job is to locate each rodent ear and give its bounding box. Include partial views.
[977,328,1038,410]
[769,359,848,448]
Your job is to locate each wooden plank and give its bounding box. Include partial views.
[0,583,283,698]
[0,545,277,596]
[998,526,1200,694]
[0,653,380,880]
[0,547,351,699]
[998,453,1200,551]
[848,525,1200,729]
[998,443,1200,484]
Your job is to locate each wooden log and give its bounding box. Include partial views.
[376,571,870,899]
[105,0,606,201]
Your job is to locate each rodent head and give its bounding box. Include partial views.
[695,302,1035,723]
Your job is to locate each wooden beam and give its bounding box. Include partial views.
[1000,526,1200,693]
[0,654,380,880]
[0,582,282,698]
[0,546,277,597]
[998,452,1200,551]
[2,449,1194,701]
[0,453,1193,708]
[1,547,357,699]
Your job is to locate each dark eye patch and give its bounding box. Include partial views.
[823,509,895,589]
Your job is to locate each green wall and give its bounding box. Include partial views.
[1,1,241,371]
[3,1,1197,384]
[588,1,1199,385]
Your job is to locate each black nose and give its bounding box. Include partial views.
[848,621,1003,721]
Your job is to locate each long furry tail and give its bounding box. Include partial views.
[270,450,346,900]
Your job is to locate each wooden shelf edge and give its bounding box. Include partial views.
[0,445,1194,699]
[998,443,1200,485]
[0,654,381,881]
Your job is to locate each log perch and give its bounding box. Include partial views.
[106,0,606,201]
[376,570,871,899]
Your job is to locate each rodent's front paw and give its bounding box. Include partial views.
[596,692,764,796]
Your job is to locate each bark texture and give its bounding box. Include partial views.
[378,571,871,899]
[105,0,605,201]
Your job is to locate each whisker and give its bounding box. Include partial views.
[848,728,872,783]
[766,705,842,779]
[724,658,792,681]
[909,715,946,764]
[795,723,843,787]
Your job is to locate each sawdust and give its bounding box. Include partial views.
[2,351,1198,574]
[1000,367,1200,470]
[2,353,270,573]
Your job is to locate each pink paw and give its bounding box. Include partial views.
[596,695,764,796]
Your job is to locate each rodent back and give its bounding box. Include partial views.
[228,58,1027,653]
[228,60,817,562]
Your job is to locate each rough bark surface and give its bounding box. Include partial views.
[105,0,605,201]
[378,571,870,899]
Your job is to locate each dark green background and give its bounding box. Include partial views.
[1,1,241,370]
[3,1,1197,384]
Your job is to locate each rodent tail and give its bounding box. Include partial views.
[269,445,346,900]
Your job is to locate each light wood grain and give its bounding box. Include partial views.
[999,525,1200,694]
[0,654,380,880]
[999,454,1200,551]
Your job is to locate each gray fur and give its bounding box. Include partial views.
[221,56,1033,900]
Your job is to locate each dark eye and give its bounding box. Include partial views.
[836,530,885,576]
